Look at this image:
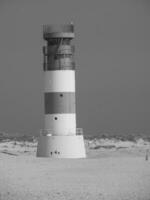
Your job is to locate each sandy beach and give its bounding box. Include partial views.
[0,139,150,200]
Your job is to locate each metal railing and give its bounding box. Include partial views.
[43,24,74,34]
[39,128,83,136]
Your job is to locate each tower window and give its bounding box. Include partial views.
[60,94,63,97]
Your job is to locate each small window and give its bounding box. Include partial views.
[60,94,63,97]
[54,117,58,120]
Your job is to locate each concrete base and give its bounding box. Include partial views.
[36,135,86,158]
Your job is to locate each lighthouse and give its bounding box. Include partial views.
[36,23,86,158]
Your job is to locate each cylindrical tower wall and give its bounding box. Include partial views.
[43,24,76,136]
[37,24,86,158]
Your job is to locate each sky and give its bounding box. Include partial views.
[0,0,150,135]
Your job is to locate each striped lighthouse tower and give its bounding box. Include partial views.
[37,23,86,158]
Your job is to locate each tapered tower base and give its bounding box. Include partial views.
[36,135,86,158]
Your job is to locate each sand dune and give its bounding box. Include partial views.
[0,139,150,200]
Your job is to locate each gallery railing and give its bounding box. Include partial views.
[39,128,83,136]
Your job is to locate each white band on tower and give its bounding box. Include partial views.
[45,114,76,135]
[44,70,75,93]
